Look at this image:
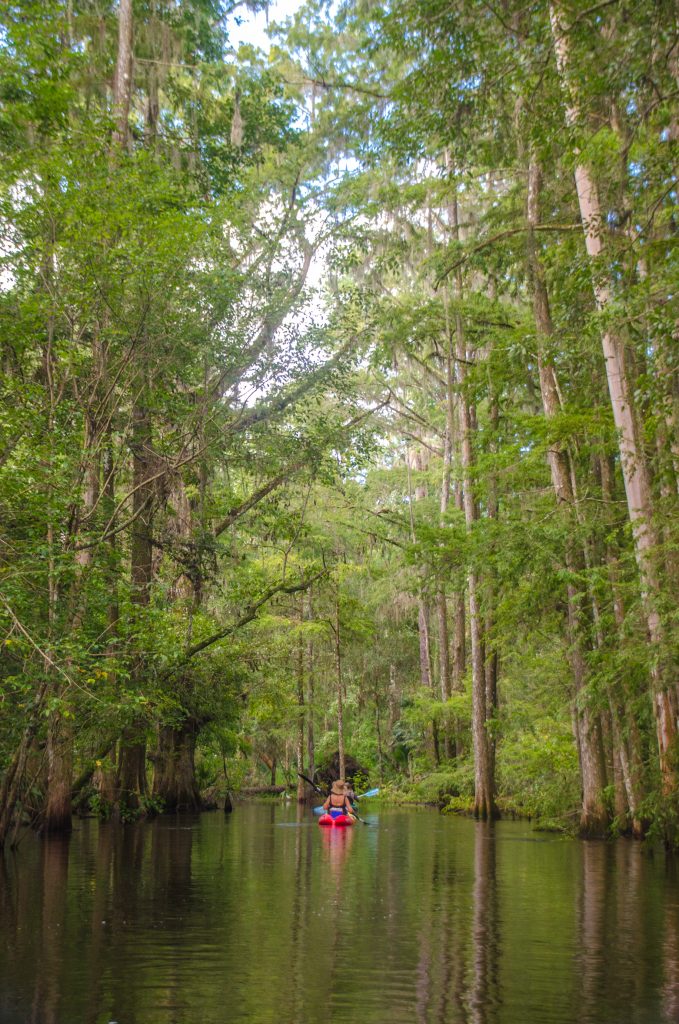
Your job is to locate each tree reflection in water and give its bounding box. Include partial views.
[3,807,679,1023]
[468,821,500,1023]
[30,835,70,1024]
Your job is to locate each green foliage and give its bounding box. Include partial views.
[497,725,581,826]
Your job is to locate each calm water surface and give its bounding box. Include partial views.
[1,803,678,1024]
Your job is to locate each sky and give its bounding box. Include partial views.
[226,0,334,304]
[226,0,304,54]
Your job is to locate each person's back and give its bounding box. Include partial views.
[323,780,352,818]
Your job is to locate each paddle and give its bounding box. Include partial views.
[297,772,325,796]
[297,773,380,801]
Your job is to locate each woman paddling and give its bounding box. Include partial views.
[322,780,354,821]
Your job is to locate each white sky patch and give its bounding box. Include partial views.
[226,0,303,53]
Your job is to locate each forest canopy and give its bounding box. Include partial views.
[0,0,677,845]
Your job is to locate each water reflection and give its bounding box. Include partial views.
[30,835,70,1024]
[577,841,608,1020]
[320,824,355,878]
[469,823,500,1024]
[663,858,679,1022]
[1,808,679,1024]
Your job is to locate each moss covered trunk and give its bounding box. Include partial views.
[152,720,202,813]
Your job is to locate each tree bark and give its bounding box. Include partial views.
[451,462,466,699]
[152,719,202,812]
[455,327,491,813]
[407,447,433,690]
[296,599,307,802]
[335,590,345,780]
[549,2,677,795]
[117,401,153,812]
[526,154,609,837]
[437,328,455,756]
[448,193,496,819]
[111,0,133,150]
[44,715,74,834]
[484,394,499,788]
[306,592,315,783]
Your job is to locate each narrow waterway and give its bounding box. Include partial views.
[1,803,678,1024]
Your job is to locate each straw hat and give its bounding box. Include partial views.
[331,779,346,795]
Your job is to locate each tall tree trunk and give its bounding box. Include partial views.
[599,454,646,835]
[296,599,306,802]
[388,661,399,733]
[111,0,133,150]
[335,590,345,780]
[455,317,493,816]
[526,154,609,836]
[118,401,153,812]
[306,592,315,783]
[418,600,432,690]
[451,461,466,699]
[549,3,677,795]
[448,194,495,819]
[407,447,433,690]
[437,327,455,756]
[484,394,499,790]
[45,329,106,833]
[375,693,384,782]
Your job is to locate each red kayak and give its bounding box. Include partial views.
[318,812,356,827]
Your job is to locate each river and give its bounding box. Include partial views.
[1,803,678,1023]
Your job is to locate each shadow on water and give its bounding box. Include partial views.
[2,807,679,1023]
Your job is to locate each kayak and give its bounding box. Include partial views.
[318,812,355,827]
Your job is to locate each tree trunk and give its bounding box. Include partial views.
[407,447,433,691]
[437,593,450,705]
[335,592,345,780]
[526,153,609,837]
[437,334,455,755]
[484,395,499,787]
[111,0,133,150]
[451,470,466,691]
[375,695,384,782]
[306,594,315,783]
[418,599,432,690]
[152,719,202,812]
[0,678,50,848]
[388,661,399,732]
[449,195,495,819]
[599,454,646,835]
[117,401,153,812]
[296,600,307,802]
[44,715,74,834]
[549,2,677,795]
[118,726,148,813]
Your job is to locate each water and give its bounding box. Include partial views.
[1,803,678,1024]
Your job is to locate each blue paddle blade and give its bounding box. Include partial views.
[313,805,325,815]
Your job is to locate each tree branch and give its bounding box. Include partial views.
[168,568,329,669]
[435,224,581,284]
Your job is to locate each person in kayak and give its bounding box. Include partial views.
[322,780,354,820]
